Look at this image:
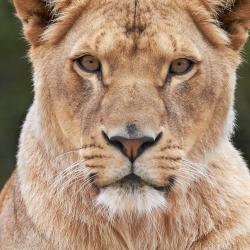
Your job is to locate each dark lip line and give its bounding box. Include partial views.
[93,173,175,193]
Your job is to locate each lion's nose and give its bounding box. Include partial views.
[103,132,162,162]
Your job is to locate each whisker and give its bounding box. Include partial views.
[51,160,92,194]
[153,156,182,161]
[171,159,211,192]
[160,145,182,151]
[51,153,109,195]
[75,176,96,197]
[83,155,110,160]
[53,160,86,181]
[55,144,104,160]
[60,171,90,193]
[85,164,105,169]
[173,159,204,179]
[157,165,179,170]
[52,162,84,189]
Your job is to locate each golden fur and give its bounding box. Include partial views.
[1,0,250,249]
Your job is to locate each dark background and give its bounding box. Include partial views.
[0,1,250,190]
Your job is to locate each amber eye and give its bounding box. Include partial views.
[169,58,193,76]
[77,55,101,73]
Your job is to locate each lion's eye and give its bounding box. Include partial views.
[169,58,193,76]
[77,55,101,73]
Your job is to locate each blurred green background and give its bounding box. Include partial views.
[0,1,250,190]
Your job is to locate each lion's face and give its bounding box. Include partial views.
[20,0,245,216]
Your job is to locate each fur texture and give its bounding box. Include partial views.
[1,0,250,249]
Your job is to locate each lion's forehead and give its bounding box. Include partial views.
[88,0,190,33]
[100,0,185,28]
[45,0,211,47]
[67,0,201,60]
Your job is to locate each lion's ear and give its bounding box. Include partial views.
[13,0,55,46]
[209,0,250,50]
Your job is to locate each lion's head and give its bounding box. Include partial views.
[14,0,250,217]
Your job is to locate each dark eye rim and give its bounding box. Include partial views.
[75,55,101,74]
[169,58,194,76]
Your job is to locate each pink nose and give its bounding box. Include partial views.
[103,132,162,162]
[115,138,147,161]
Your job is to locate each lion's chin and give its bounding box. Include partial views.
[95,184,167,217]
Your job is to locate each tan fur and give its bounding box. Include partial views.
[1,0,250,249]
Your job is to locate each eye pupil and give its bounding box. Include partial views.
[77,55,101,73]
[170,58,193,76]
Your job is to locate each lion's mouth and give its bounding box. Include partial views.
[103,173,175,193]
[118,174,146,190]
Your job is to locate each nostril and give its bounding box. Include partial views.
[139,132,162,155]
[102,131,127,158]
[102,131,123,150]
[102,131,163,162]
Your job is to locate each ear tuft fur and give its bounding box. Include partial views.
[12,0,74,46]
[203,0,250,50]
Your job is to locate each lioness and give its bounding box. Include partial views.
[1,0,250,249]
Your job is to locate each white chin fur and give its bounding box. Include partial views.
[95,185,167,217]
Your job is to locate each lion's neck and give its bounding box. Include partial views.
[16,107,249,249]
